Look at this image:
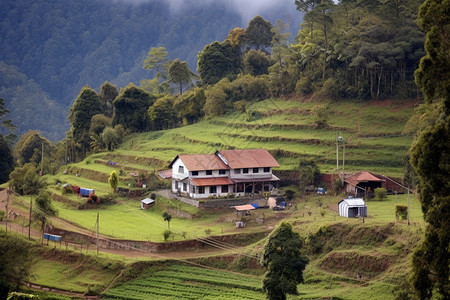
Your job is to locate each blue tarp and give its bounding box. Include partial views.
[43,233,62,242]
[251,203,258,208]
[80,188,94,197]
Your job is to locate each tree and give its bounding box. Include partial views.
[0,232,32,299]
[203,82,230,117]
[162,211,172,231]
[168,59,197,95]
[226,27,246,47]
[243,50,270,76]
[408,1,450,299]
[112,84,156,132]
[143,46,170,80]
[197,40,242,85]
[101,127,121,151]
[68,86,103,156]
[297,158,321,194]
[0,98,16,184]
[9,164,44,196]
[174,87,207,125]
[0,135,14,184]
[108,171,119,193]
[148,96,177,130]
[243,16,274,51]
[33,190,57,238]
[89,114,112,136]
[261,221,309,300]
[99,81,118,118]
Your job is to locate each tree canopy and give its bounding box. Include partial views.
[408,0,450,299]
[261,221,309,300]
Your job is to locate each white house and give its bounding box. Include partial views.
[168,149,280,199]
[338,197,367,218]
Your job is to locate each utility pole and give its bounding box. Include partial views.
[363,187,366,224]
[342,142,345,181]
[96,212,99,255]
[336,134,339,172]
[28,196,33,240]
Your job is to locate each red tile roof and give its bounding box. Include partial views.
[344,171,385,186]
[191,177,233,186]
[217,149,280,169]
[172,154,228,171]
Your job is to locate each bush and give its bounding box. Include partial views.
[395,204,408,220]
[163,230,171,241]
[0,210,4,221]
[296,77,312,95]
[374,188,387,201]
[7,292,40,300]
[333,177,343,194]
[284,189,296,201]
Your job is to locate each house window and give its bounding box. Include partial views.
[219,170,226,175]
[264,167,270,172]
[178,166,184,173]
[206,170,213,175]
[175,181,179,189]
[198,186,205,194]
[210,186,217,193]
[234,169,241,174]
[243,168,249,174]
[221,185,228,193]
[253,168,259,173]
[183,183,187,191]
[192,171,198,176]
[236,183,244,192]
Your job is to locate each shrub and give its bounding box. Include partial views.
[205,229,212,235]
[0,210,4,221]
[395,205,408,220]
[296,77,312,95]
[333,177,343,194]
[374,188,387,201]
[284,189,296,201]
[163,230,171,241]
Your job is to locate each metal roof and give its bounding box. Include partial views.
[170,154,228,171]
[339,198,366,206]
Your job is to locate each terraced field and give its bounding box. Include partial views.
[102,264,265,300]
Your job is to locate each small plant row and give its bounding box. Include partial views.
[102,264,264,300]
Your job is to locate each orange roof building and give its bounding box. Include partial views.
[169,149,280,199]
[343,171,385,197]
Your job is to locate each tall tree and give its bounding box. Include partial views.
[99,81,118,118]
[148,95,177,130]
[33,190,57,239]
[0,98,15,184]
[168,59,197,95]
[197,40,242,85]
[13,130,52,166]
[174,87,206,125]
[243,16,274,51]
[261,221,309,300]
[409,1,450,299]
[68,86,103,156]
[162,211,172,231]
[143,46,170,80]
[112,84,156,132]
[0,232,32,299]
[243,50,271,76]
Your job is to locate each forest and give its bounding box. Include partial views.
[0,0,427,180]
[0,1,449,299]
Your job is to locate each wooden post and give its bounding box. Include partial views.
[96,212,99,255]
[407,189,410,226]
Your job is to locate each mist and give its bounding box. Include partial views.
[114,0,297,24]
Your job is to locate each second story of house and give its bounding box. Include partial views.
[169,149,280,181]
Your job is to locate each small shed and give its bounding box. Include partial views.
[141,198,155,210]
[338,198,367,218]
[234,204,256,218]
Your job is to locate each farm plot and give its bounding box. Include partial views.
[102,264,264,300]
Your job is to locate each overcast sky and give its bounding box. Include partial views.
[115,0,297,23]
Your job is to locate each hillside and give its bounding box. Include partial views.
[0,0,302,140]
